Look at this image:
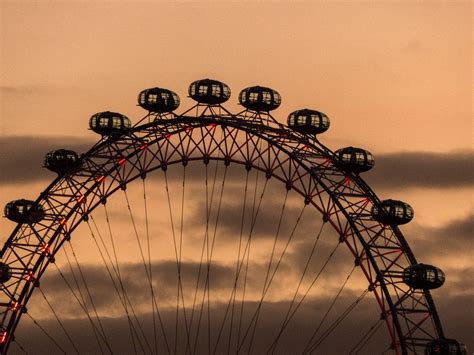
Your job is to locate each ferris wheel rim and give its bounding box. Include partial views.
[0,113,442,354]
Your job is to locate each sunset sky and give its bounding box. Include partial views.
[0,0,472,353]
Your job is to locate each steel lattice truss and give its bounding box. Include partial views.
[0,105,444,354]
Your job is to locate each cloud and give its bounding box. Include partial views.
[407,212,473,264]
[17,290,390,354]
[364,150,474,189]
[0,136,94,184]
[1,135,472,191]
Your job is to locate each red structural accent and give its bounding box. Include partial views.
[118,158,126,166]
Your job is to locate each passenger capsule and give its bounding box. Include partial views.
[332,147,375,173]
[4,199,45,224]
[425,339,467,355]
[138,87,180,113]
[239,86,281,112]
[0,263,11,283]
[188,79,231,105]
[372,199,414,225]
[287,109,330,135]
[89,111,131,136]
[403,263,445,290]
[44,149,82,175]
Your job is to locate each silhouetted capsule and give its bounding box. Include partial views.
[372,199,414,225]
[4,199,45,224]
[89,111,131,136]
[403,263,445,290]
[137,87,180,113]
[0,263,11,283]
[188,79,231,105]
[44,149,82,175]
[239,86,281,112]
[287,109,330,135]
[332,147,375,173]
[425,338,467,355]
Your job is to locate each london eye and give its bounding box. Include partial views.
[0,79,466,354]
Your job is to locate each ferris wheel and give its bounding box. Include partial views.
[0,79,466,354]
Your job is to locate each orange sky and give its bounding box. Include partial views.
[0,0,472,353]
[1,1,471,152]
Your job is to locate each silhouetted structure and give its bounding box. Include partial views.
[332,146,375,173]
[0,263,11,283]
[44,149,82,175]
[403,263,445,290]
[4,200,44,224]
[189,79,230,104]
[372,199,414,225]
[239,86,281,111]
[0,78,465,354]
[425,339,467,355]
[287,109,330,135]
[89,111,131,136]
[138,87,180,113]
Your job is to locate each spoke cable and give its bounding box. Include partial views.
[302,265,357,353]
[25,312,66,354]
[241,189,289,352]
[142,178,159,355]
[61,246,104,352]
[267,221,332,353]
[306,288,370,353]
[67,242,112,353]
[37,287,80,353]
[350,318,384,354]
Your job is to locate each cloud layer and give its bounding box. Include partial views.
[1,136,472,190]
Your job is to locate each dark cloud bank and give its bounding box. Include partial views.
[1,136,472,189]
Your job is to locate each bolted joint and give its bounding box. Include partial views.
[322,213,330,223]
[182,156,188,166]
[245,160,252,171]
[265,169,272,179]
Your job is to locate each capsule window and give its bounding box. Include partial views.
[248,92,259,102]
[139,93,146,105]
[274,92,281,104]
[149,94,158,104]
[112,118,121,129]
[321,115,329,126]
[262,91,272,104]
[297,116,306,125]
[223,86,230,96]
[190,85,196,96]
[288,114,296,125]
[341,153,352,162]
[198,85,208,95]
[355,152,365,163]
[99,117,108,127]
[394,205,405,218]
[161,92,170,104]
[211,84,221,96]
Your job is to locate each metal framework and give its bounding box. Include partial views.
[0,102,444,354]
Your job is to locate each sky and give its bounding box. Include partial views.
[0,0,472,353]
